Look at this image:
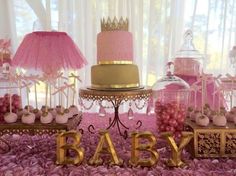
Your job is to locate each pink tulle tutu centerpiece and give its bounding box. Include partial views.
[12,31,87,74]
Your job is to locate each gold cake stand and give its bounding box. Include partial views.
[79,87,152,138]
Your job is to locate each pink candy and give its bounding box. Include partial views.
[155,101,187,137]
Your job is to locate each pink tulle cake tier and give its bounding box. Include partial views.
[97,31,133,64]
[174,57,201,76]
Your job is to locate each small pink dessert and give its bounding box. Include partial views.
[40,112,53,124]
[69,105,79,117]
[55,112,68,124]
[22,112,36,124]
[213,113,227,127]
[196,114,209,126]
[4,112,17,123]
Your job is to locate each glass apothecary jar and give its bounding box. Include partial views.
[174,29,204,77]
[152,62,190,137]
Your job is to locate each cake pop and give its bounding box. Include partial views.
[22,112,36,124]
[55,111,68,124]
[196,114,209,126]
[213,112,227,126]
[4,112,17,123]
[40,111,53,124]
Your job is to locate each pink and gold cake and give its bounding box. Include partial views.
[91,17,140,89]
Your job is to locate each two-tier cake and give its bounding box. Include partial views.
[91,17,140,89]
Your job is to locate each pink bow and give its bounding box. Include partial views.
[69,73,82,82]
[21,81,32,91]
[26,74,40,85]
[52,84,68,97]
[64,82,76,93]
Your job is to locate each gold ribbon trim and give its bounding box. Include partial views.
[98,60,133,65]
[92,83,139,89]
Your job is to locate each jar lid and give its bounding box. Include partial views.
[152,62,190,91]
[174,29,203,59]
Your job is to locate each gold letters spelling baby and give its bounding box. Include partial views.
[56,130,193,167]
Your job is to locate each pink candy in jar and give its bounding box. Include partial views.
[155,101,187,134]
[152,62,190,138]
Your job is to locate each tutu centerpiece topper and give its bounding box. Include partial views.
[12,31,87,74]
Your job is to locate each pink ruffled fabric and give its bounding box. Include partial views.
[0,113,236,175]
[12,32,87,74]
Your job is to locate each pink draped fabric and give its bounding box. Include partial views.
[12,32,87,74]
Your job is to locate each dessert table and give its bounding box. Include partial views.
[79,87,152,138]
[0,113,236,176]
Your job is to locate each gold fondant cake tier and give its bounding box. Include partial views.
[91,64,140,89]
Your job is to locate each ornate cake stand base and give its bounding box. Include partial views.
[79,87,152,139]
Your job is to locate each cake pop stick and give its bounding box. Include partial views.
[190,83,201,109]
[28,74,40,110]
[201,75,205,114]
[49,84,52,108]
[66,85,69,108]
[212,75,222,110]
[45,83,48,112]
[69,73,81,105]
[9,82,12,113]
[213,84,224,112]
[14,73,23,108]
[35,82,38,109]
[22,81,31,112]
[63,82,75,108]
[52,84,67,112]
[226,73,235,109]
[200,73,211,113]
[0,52,3,63]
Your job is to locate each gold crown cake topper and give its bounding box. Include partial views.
[101,17,129,31]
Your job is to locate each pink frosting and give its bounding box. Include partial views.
[174,57,201,76]
[97,31,133,62]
